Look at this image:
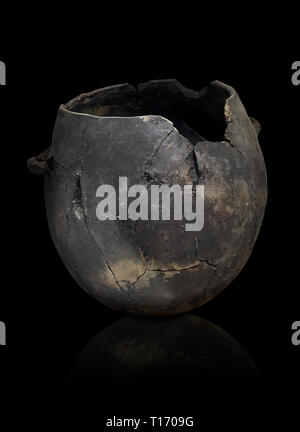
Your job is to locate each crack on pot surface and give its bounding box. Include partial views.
[138,127,175,182]
[71,173,126,293]
[130,259,215,286]
[120,219,149,265]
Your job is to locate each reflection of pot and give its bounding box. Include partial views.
[28,80,267,315]
[67,314,260,410]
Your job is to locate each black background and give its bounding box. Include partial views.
[0,3,299,430]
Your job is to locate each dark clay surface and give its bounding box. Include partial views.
[28,80,267,315]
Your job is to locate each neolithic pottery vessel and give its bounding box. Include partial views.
[28,79,267,316]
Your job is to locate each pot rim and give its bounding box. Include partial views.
[59,79,235,121]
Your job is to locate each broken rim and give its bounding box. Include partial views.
[27,79,261,176]
[61,79,260,146]
[61,80,234,139]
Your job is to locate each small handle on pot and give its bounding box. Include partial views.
[27,147,53,175]
[249,117,261,136]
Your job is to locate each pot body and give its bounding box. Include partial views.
[34,80,267,315]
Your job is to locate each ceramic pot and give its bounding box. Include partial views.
[28,79,267,316]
